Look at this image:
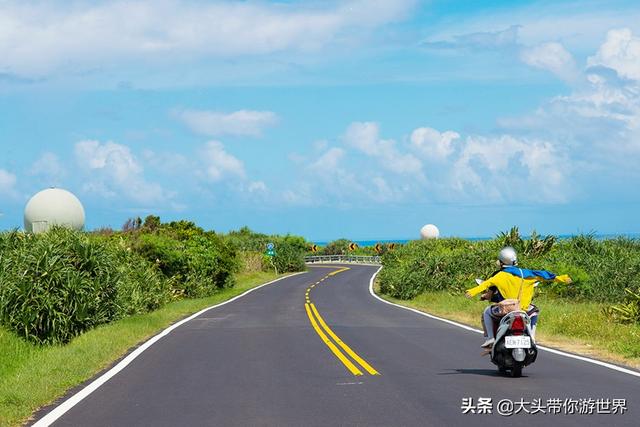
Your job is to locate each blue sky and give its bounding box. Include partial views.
[1,0,640,240]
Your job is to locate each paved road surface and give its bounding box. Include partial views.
[35,265,639,426]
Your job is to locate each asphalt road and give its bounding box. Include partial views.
[35,265,639,426]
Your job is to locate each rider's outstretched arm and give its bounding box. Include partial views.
[465,279,494,298]
[552,274,572,284]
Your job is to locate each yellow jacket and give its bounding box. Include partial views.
[466,271,572,309]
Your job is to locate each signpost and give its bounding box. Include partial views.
[266,243,277,274]
[266,242,275,257]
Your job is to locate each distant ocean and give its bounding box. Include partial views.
[313,233,640,247]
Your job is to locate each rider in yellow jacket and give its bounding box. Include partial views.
[466,247,572,348]
[465,269,572,310]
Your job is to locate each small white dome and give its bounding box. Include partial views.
[420,224,440,240]
[24,188,85,234]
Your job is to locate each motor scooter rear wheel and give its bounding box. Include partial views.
[510,364,522,377]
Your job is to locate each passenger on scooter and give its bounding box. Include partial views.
[465,247,572,348]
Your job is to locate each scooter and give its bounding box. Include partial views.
[490,310,538,377]
[475,278,538,377]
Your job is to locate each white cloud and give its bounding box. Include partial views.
[344,122,423,177]
[451,135,568,203]
[248,181,267,194]
[310,147,344,172]
[426,24,581,83]
[282,184,315,206]
[0,169,17,196]
[343,121,379,155]
[142,150,190,175]
[200,141,246,181]
[283,120,576,207]
[283,129,424,206]
[287,152,306,165]
[76,140,141,175]
[286,144,380,206]
[313,140,329,152]
[424,25,520,50]
[410,127,460,160]
[0,0,416,77]
[310,146,363,193]
[520,42,578,82]
[29,152,66,184]
[176,109,278,137]
[75,140,167,204]
[501,32,640,164]
[425,5,640,54]
[588,28,640,81]
[369,176,396,203]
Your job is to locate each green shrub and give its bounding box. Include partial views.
[605,288,640,324]
[269,241,306,273]
[541,236,640,301]
[109,239,172,315]
[379,239,498,299]
[0,228,121,344]
[378,230,640,304]
[181,234,239,297]
[321,238,350,255]
[0,229,175,344]
[497,226,555,257]
[239,251,264,273]
[127,230,240,298]
[224,227,307,273]
[131,233,189,279]
[225,226,271,252]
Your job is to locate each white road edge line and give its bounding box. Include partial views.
[33,271,307,427]
[367,266,640,379]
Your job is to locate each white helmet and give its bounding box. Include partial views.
[498,246,518,266]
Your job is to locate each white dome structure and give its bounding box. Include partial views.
[24,188,85,234]
[420,224,440,240]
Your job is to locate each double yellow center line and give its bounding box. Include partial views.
[305,267,380,376]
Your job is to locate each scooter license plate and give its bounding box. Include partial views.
[505,336,531,348]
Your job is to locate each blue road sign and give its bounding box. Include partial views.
[266,242,275,257]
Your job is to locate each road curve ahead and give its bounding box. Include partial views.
[35,265,639,426]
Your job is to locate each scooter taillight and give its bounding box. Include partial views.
[510,315,525,335]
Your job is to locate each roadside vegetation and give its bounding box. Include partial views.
[0,217,308,426]
[376,227,640,366]
[379,227,640,305]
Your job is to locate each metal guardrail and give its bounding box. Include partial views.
[304,255,381,264]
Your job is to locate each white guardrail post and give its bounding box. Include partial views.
[304,255,381,264]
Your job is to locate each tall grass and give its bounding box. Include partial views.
[0,228,171,345]
[379,229,640,308]
[225,226,309,272]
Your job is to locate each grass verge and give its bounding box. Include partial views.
[374,283,640,370]
[0,271,290,427]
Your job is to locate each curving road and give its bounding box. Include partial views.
[34,265,639,426]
